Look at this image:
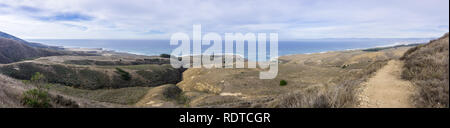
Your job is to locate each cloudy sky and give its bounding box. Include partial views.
[0,0,448,40]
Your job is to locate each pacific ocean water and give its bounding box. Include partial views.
[29,38,431,60]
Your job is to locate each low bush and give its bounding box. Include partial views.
[136,68,183,86]
[115,68,131,81]
[22,89,51,108]
[401,33,449,108]
[280,80,287,86]
[21,72,51,108]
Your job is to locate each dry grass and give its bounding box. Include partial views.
[276,80,362,108]
[276,60,388,108]
[49,84,152,105]
[276,33,449,108]
[175,45,409,108]
[1,74,117,108]
[401,33,449,108]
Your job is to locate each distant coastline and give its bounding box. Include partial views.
[28,38,430,58]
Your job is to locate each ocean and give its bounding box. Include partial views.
[28,38,431,59]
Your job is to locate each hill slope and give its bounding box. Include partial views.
[0,31,28,43]
[0,31,72,64]
[0,38,43,63]
[0,74,120,108]
[401,33,449,108]
[0,38,64,64]
[0,31,56,49]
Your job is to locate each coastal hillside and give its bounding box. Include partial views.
[171,45,413,108]
[0,62,184,89]
[0,31,64,64]
[0,31,28,43]
[0,31,187,107]
[0,31,103,64]
[0,31,59,49]
[401,33,449,108]
[0,74,118,108]
[0,38,67,64]
[0,38,50,64]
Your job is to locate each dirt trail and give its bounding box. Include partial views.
[358,60,415,108]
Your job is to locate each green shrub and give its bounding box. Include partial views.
[136,68,182,86]
[115,68,131,81]
[21,72,51,108]
[31,72,45,83]
[176,94,190,107]
[22,89,51,108]
[280,80,287,86]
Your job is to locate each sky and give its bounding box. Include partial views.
[0,0,448,40]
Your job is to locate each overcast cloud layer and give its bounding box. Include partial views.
[0,0,448,39]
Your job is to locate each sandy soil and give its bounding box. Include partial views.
[358,60,415,108]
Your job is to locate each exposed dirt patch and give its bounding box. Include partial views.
[358,60,415,108]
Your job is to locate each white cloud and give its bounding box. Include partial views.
[0,0,448,39]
